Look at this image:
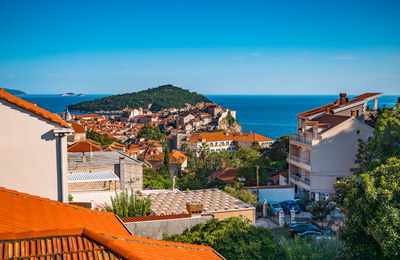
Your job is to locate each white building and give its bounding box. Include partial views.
[0,89,72,202]
[287,93,382,201]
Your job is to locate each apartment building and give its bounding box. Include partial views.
[182,131,274,153]
[287,93,382,201]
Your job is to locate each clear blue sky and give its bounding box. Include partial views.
[0,0,399,95]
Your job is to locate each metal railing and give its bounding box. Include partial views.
[289,154,310,165]
[290,134,312,145]
[290,173,310,186]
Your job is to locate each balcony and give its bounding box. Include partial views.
[287,154,311,171]
[289,173,310,188]
[289,134,312,147]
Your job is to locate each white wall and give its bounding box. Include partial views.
[310,118,373,193]
[249,187,295,203]
[0,100,69,201]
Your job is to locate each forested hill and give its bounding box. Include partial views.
[67,85,211,112]
[3,88,27,95]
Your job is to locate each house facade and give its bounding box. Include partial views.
[182,131,274,154]
[0,89,72,202]
[287,93,382,201]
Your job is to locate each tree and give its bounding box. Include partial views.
[268,135,289,162]
[138,124,165,142]
[164,217,284,259]
[334,157,400,259]
[180,142,188,152]
[105,190,152,218]
[282,237,344,260]
[199,142,210,163]
[233,147,262,167]
[353,103,400,174]
[307,199,335,227]
[143,167,172,189]
[86,130,117,145]
[224,183,258,206]
[162,144,170,175]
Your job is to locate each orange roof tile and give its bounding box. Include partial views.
[67,141,102,153]
[0,88,70,128]
[0,187,129,241]
[210,168,238,183]
[169,150,187,165]
[297,93,382,118]
[67,121,86,133]
[0,187,223,259]
[186,132,273,143]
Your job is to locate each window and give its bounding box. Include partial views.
[356,130,360,135]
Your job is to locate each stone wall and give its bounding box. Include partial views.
[68,180,120,191]
[124,216,212,240]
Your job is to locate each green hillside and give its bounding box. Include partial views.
[67,85,211,112]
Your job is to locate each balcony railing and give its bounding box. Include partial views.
[289,134,312,146]
[290,173,310,186]
[289,154,310,165]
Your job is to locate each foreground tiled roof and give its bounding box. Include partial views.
[121,213,191,223]
[0,187,129,240]
[141,188,254,215]
[0,88,70,128]
[0,187,222,259]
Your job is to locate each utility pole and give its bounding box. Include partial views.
[256,165,260,203]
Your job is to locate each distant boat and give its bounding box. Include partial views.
[60,93,76,96]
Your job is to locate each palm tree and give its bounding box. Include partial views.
[199,142,210,163]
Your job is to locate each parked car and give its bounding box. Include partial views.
[295,199,313,211]
[290,223,331,235]
[296,230,323,238]
[279,200,301,214]
[268,201,282,214]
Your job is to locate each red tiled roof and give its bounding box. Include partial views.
[67,141,102,153]
[186,132,273,143]
[297,93,382,118]
[0,88,70,128]
[169,150,187,165]
[307,114,350,134]
[67,121,86,133]
[0,187,129,241]
[0,187,222,259]
[210,168,238,183]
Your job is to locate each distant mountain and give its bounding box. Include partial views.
[3,88,27,95]
[67,85,211,112]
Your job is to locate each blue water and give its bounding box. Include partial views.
[20,94,398,140]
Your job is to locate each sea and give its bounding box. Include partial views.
[21,94,399,140]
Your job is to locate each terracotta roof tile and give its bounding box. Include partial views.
[0,88,70,128]
[67,141,102,153]
[0,186,129,241]
[67,121,86,133]
[0,187,223,259]
[297,93,382,118]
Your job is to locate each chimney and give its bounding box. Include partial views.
[119,157,126,189]
[81,152,86,162]
[186,202,204,217]
[339,93,347,105]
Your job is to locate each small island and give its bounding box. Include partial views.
[60,93,84,97]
